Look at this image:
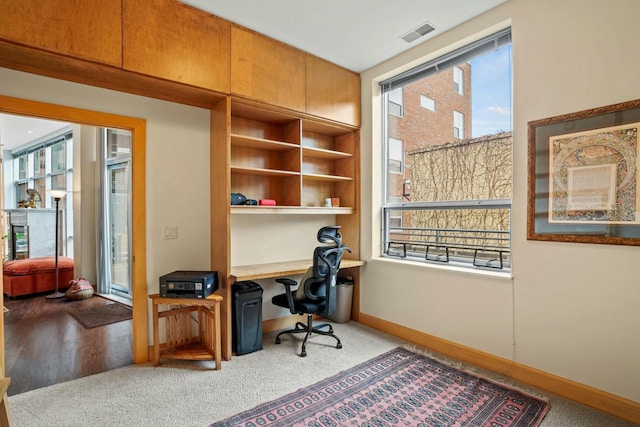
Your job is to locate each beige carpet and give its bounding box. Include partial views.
[8,322,636,427]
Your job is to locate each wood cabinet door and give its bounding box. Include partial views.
[123,0,230,93]
[306,55,361,127]
[231,27,305,112]
[0,0,122,67]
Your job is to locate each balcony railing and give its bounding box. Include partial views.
[385,226,511,269]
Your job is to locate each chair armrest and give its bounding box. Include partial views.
[276,278,298,314]
[276,278,297,288]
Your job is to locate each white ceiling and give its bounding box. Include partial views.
[1,0,508,150]
[0,114,71,152]
[181,0,508,72]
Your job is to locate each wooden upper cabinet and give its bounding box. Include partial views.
[231,27,305,112]
[0,0,122,67]
[123,0,230,93]
[306,55,361,127]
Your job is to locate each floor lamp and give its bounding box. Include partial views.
[45,189,67,300]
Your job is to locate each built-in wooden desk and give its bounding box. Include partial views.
[231,258,365,281]
[222,258,365,359]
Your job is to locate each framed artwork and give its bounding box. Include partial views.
[527,99,640,245]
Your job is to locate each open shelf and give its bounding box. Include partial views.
[161,342,216,361]
[303,173,353,182]
[228,99,357,209]
[231,166,300,177]
[302,146,352,160]
[231,134,299,151]
[231,205,353,214]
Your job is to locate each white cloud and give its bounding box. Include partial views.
[488,106,511,116]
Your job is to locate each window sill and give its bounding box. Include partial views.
[374,255,513,280]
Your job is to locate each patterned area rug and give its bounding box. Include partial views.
[212,347,549,427]
[70,303,132,329]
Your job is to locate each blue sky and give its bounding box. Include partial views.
[470,44,512,137]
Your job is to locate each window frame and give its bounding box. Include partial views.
[420,94,436,112]
[380,28,512,272]
[387,137,404,175]
[453,66,464,95]
[453,110,464,139]
[388,87,404,118]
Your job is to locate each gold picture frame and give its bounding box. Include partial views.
[527,99,640,245]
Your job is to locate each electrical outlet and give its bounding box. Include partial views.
[163,226,178,240]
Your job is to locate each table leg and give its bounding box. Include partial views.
[152,303,160,366]
[0,377,11,427]
[214,300,221,370]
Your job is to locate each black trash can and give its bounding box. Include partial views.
[232,280,263,355]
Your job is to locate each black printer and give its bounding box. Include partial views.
[159,270,218,299]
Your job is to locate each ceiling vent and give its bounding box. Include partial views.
[400,21,436,43]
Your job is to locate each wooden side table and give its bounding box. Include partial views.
[149,293,223,370]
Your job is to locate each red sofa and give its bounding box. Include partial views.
[3,256,74,297]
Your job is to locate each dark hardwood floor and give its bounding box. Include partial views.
[3,293,133,396]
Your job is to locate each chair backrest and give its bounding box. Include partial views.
[301,226,350,316]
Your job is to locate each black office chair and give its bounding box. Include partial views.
[271,226,351,357]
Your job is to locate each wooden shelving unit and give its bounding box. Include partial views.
[228,99,357,210]
[210,96,361,361]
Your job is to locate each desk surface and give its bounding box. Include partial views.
[231,258,365,281]
[148,293,223,305]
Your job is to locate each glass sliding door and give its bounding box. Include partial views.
[107,160,131,297]
[98,128,132,299]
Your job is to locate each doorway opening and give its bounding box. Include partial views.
[0,95,148,381]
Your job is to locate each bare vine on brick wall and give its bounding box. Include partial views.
[407,132,512,248]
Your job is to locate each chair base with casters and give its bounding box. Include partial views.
[274,311,342,357]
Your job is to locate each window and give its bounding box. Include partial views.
[453,66,464,95]
[388,138,404,174]
[15,154,28,204]
[16,182,28,204]
[380,28,512,271]
[33,148,45,177]
[107,128,132,158]
[388,197,403,228]
[17,155,27,180]
[420,95,436,111]
[51,142,66,173]
[453,110,464,139]
[388,87,403,117]
[12,132,73,209]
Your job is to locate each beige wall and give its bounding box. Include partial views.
[360,0,640,402]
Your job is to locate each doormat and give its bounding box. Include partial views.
[212,347,550,427]
[70,302,132,329]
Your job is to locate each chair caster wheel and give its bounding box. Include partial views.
[336,343,342,349]
[275,338,281,344]
[300,351,307,357]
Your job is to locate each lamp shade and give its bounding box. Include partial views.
[50,190,67,199]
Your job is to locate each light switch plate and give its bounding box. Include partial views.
[163,226,178,240]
